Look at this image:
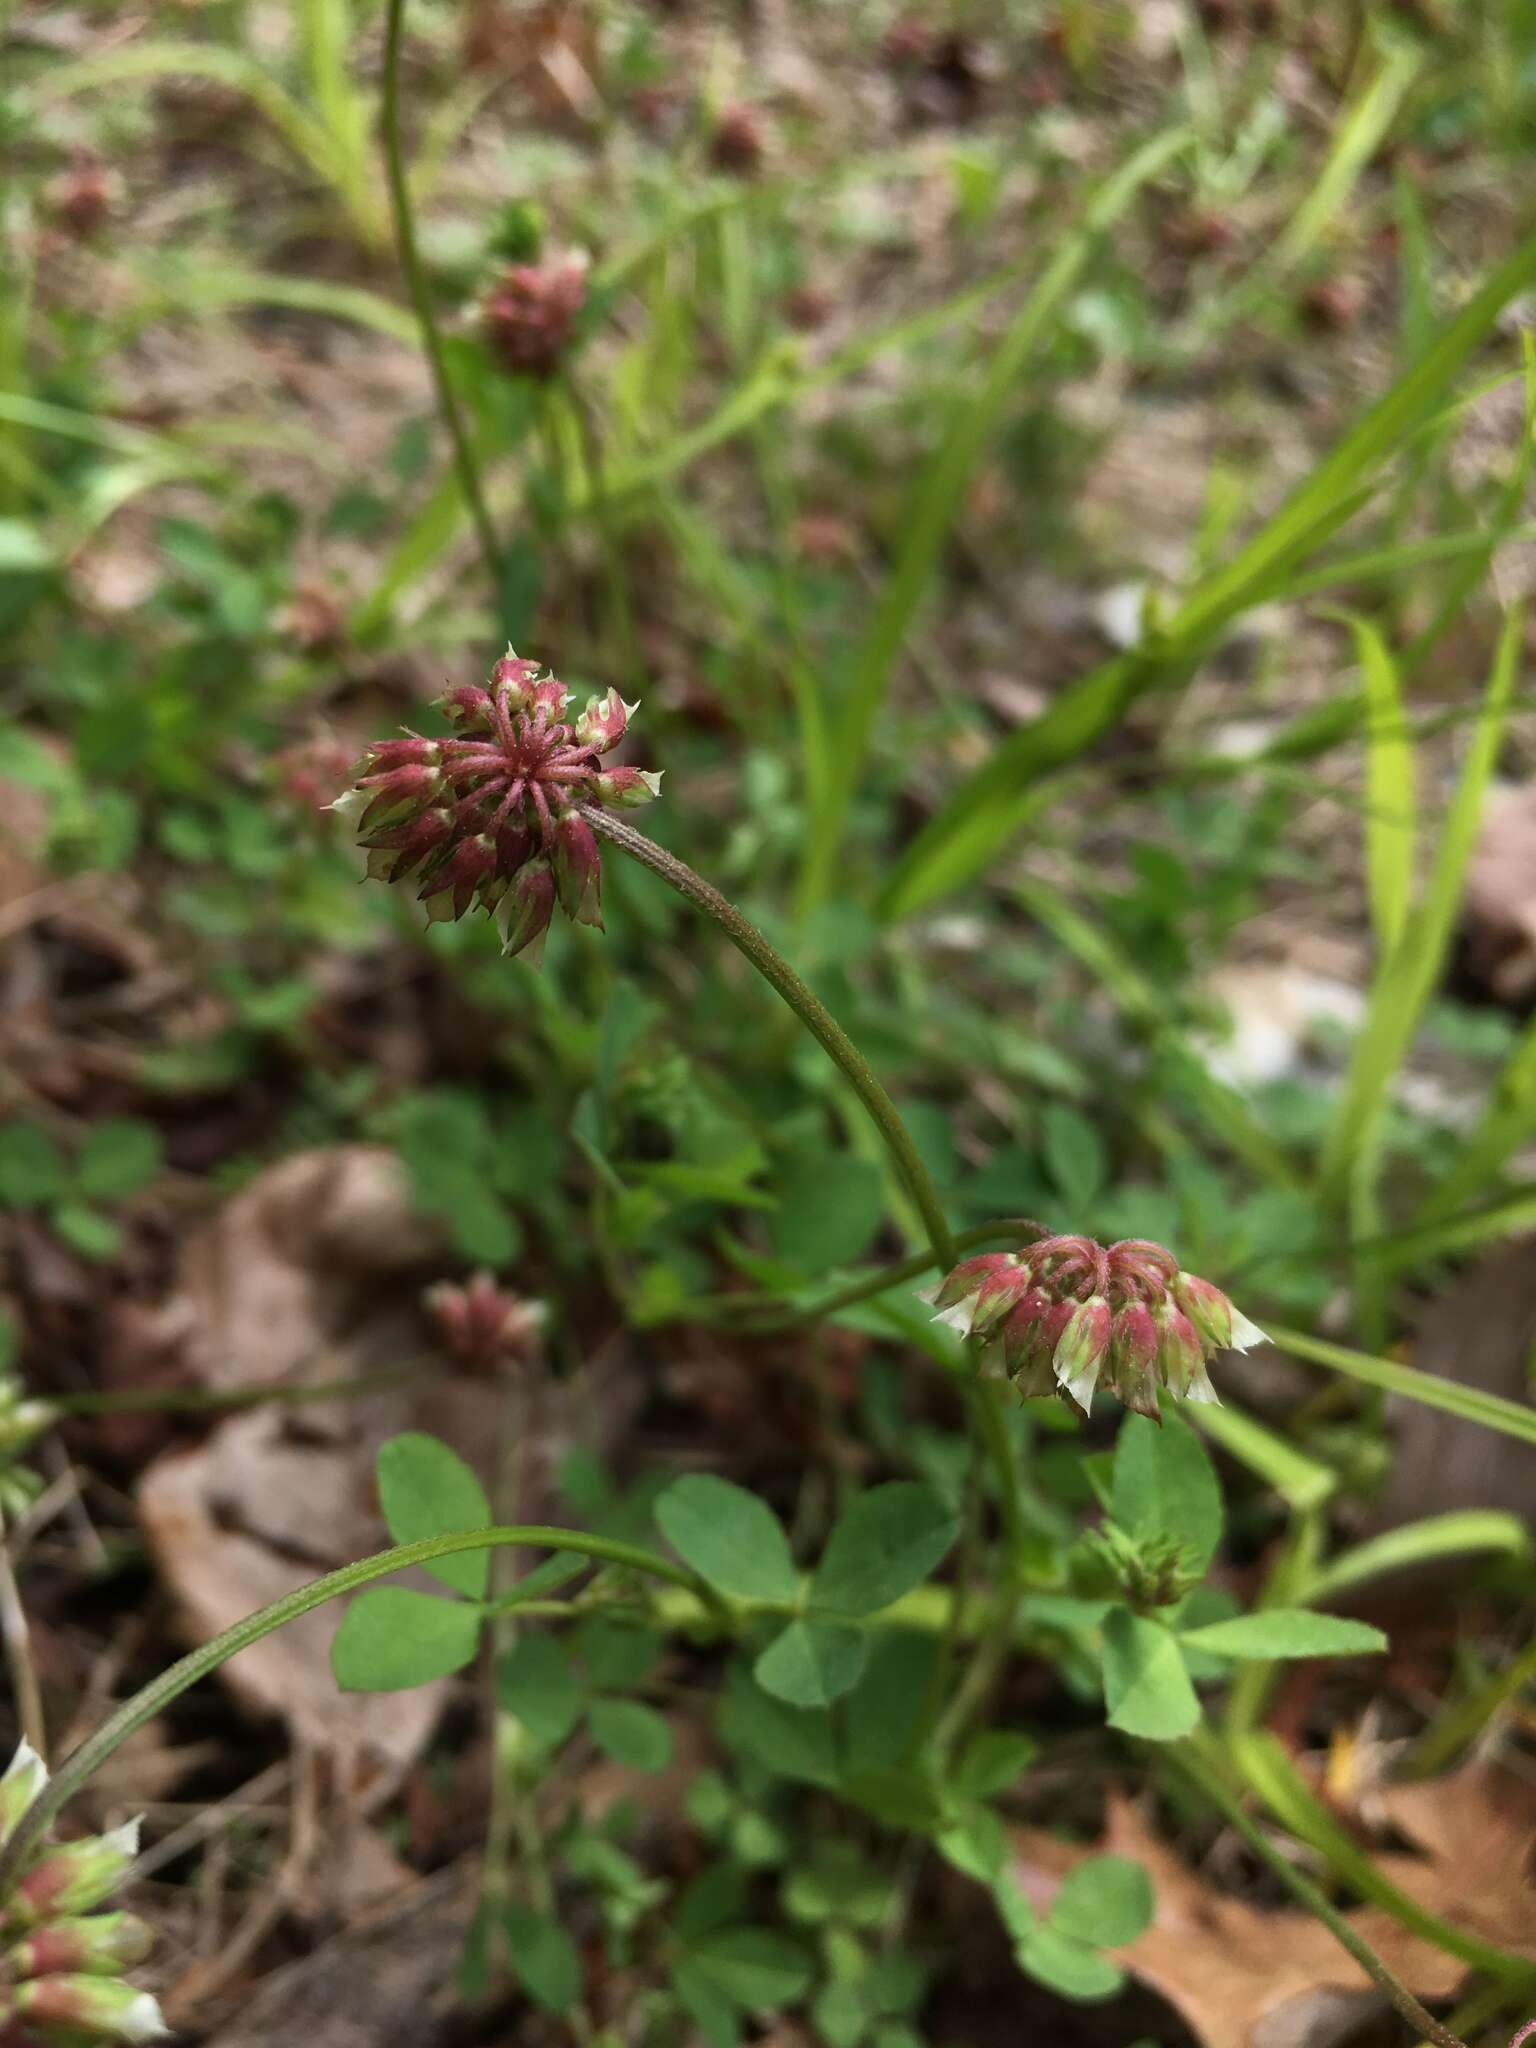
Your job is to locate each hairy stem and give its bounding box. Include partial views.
[579,806,956,1272]
[1172,1744,1467,2048]
[0,1526,719,1899]
[382,0,501,594]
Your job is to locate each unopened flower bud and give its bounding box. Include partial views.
[437,682,495,725]
[13,1822,140,1925]
[13,1975,168,2042]
[361,737,441,775]
[357,761,444,831]
[362,806,454,884]
[1053,1295,1112,1410]
[497,861,557,964]
[928,1253,1025,1337]
[427,1272,542,1373]
[420,834,499,923]
[574,689,634,754]
[591,766,662,808]
[552,811,603,928]
[10,1912,154,1978]
[489,653,542,708]
[1153,1302,1214,1405]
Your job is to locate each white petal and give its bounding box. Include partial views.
[2,1738,48,1795]
[103,1816,142,1859]
[122,1992,171,2042]
[1227,1309,1268,1353]
[929,1300,976,1335]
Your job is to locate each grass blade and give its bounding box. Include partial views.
[1318,602,1523,1197]
[880,227,1536,922]
[1333,612,1416,957]
[795,126,1190,916]
[1268,1321,1536,1445]
[1301,1512,1529,1605]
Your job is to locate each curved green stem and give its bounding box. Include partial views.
[1171,1744,1467,2048]
[382,0,501,595]
[580,811,1040,1566]
[0,1526,716,1899]
[711,1217,1047,1333]
[580,806,956,1273]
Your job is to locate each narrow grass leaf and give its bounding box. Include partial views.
[880,228,1536,921]
[1268,1321,1536,1444]
[1301,1512,1529,1605]
[1319,603,1523,1196]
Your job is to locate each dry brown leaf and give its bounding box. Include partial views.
[196,1865,477,2048]
[135,1146,641,1793]
[1012,1766,1536,2048]
[135,1146,484,1792]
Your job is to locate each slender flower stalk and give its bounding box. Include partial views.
[0,1528,726,1902]
[575,804,956,1275]
[382,0,502,593]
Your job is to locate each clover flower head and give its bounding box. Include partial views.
[481,254,589,379]
[332,651,660,966]
[0,1742,165,2044]
[929,1230,1264,1418]
[426,1272,543,1375]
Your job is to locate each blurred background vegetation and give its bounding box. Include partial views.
[3,1,1536,2042]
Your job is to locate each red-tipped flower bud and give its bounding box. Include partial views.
[427,1272,542,1373]
[592,766,662,808]
[553,811,603,928]
[574,688,633,754]
[11,1912,155,1979]
[13,1823,140,1926]
[1053,1295,1112,1410]
[13,1975,168,2042]
[497,860,557,964]
[420,834,500,922]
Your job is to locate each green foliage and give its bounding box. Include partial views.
[12,8,1536,2035]
[377,1432,493,1599]
[655,1475,799,1606]
[0,1116,162,1260]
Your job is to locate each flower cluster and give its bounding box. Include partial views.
[332,651,660,965]
[929,1232,1264,1418]
[0,1744,164,2044]
[426,1272,543,1375]
[481,255,588,379]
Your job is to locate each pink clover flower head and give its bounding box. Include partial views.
[0,1741,166,2043]
[481,254,589,378]
[929,1229,1263,1418]
[332,650,661,965]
